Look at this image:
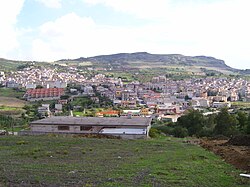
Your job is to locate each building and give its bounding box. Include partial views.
[38,104,51,118]
[121,100,137,108]
[26,116,152,139]
[212,102,231,108]
[46,81,67,89]
[121,110,141,116]
[83,86,94,96]
[96,110,120,117]
[6,81,20,88]
[23,88,65,101]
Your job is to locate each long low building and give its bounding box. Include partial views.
[27,116,152,139]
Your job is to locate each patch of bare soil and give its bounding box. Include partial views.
[200,136,250,172]
[0,97,26,107]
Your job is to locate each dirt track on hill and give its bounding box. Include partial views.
[200,137,250,172]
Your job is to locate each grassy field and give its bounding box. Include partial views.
[0,105,24,116]
[0,88,25,98]
[231,102,250,108]
[0,97,26,108]
[0,96,26,116]
[0,136,249,187]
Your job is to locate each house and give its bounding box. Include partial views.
[121,100,137,108]
[157,105,180,115]
[55,104,62,110]
[6,81,20,88]
[58,99,68,105]
[96,110,120,117]
[140,108,153,117]
[121,110,141,116]
[83,86,94,96]
[38,104,51,118]
[160,114,180,122]
[212,102,231,108]
[26,116,152,139]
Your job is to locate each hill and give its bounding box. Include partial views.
[0,58,26,71]
[0,58,51,71]
[0,136,249,186]
[1,53,249,77]
[58,52,235,73]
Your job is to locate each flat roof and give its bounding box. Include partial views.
[30,116,152,126]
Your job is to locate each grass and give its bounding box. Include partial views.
[0,97,26,111]
[0,88,25,98]
[0,105,24,116]
[0,136,249,187]
[232,102,250,108]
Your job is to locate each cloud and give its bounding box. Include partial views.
[35,0,62,9]
[83,0,171,19]
[83,0,250,68]
[15,0,250,69]
[31,13,151,61]
[0,0,25,58]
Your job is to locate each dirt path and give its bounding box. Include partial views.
[200,138,250,172]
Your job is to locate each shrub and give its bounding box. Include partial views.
[155,125,174,135]
[149,128,160,138]
[172,126,188,138]
[16,140,28,145]
[63,150,69,155]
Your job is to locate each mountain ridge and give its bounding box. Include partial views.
[1,53,249,75]
[59,52,232,70]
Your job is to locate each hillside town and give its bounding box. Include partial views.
[1,66,250,123]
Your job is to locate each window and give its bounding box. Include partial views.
[58,126,69,131]
[80,126,92,131]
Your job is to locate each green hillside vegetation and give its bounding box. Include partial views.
[0,88,25,98]
[1,53,249,82]
[58,52,242,75]
[55,52,250,81]
[0,136,249,187]
[0,58,51,71]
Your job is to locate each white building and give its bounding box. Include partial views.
[27,116,152,139]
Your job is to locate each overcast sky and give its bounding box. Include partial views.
[1,0,250,69]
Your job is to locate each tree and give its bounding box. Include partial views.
[236,111,248,132]
[177,109,205,136]
[35,85,43,89]
[214,108,238,136]
[246,114,250,135]
[172,126,188,138]
[60,95,70,100]
[184,95,191,101]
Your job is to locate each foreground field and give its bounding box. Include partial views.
[0,88,25,98]
[0,136,249,187]
[0,97,26,108]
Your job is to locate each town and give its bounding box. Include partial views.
[1,65,250,123]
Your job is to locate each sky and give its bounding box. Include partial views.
[0,0,250,69]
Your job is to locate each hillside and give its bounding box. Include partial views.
[58,52,234,72]
[0,58,51,71]
[0,136,249,186]
[0,58,26,71]
[1,53,248,77]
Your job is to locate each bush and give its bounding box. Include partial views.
[149,128,160,138]
[16,140,29,145]
[172,126,188,138]
[155,125,174,135]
